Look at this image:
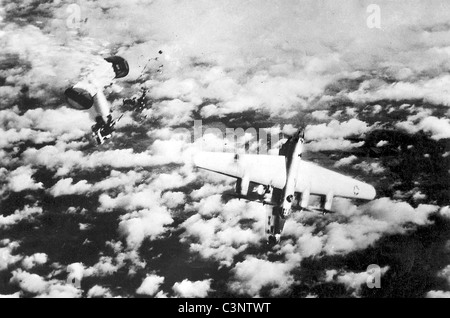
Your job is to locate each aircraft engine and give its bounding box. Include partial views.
[236,175,250,196]
[105,56,130,79]
[321,192,334,211]
[65,87,94,110]
[301,189,310,209]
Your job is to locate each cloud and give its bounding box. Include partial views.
[311,110,332,121]
[119,207,174,250]
[172,279,212,298]
[151,99,197,126]
[376,140,389,147]
[396,116,450,140]
[440,206,450,219]
[306,119,371,141]
[22,145,187,177]
[0,240,21,271]
[229,256,295,297]
[323,199,439,255]
[306,139,365,152]
[91,170,143,192]
[354,161,386,174]
[438,265,450,286]
[7,166,43,192]
[49,178,92,197]
[181,199,264,266]
[85,256,122,278]
[0,205,43,229]
[0,22,110,109]
[334,155,358,168]
[0,292,21,298]
[35,283,82,298]
[87,286,113,298]
[21,253,48,270]
[161,192,186,209]
[10,270,48,294]
[325,266,389,296]
[0,107,91,151]
[137,275,165,297]
[98,187,161,212]
[190,184,232,200]
[348,76,450,107]
[426,290,450,298]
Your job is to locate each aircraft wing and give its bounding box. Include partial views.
[195,152,376,201]
[295,161,376,200]
[194,152,287,190]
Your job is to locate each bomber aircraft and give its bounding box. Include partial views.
[195,130,376,243]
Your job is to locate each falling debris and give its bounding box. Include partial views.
[136,51,165,80]
[123,87,149,114]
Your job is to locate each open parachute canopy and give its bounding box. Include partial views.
[105,56,129,79]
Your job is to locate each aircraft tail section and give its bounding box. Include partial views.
[266,206,286,243]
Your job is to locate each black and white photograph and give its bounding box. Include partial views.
[0,0,449,301]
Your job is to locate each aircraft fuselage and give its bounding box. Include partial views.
[281,135,304,217]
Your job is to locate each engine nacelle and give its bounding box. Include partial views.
[65,56,129,111]
[105,56,129,79]
[321,191,334,211]
[236,175,250,196]
[300,189,310,209]
[65,87,94,110]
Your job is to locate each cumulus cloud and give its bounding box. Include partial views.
[22,146,186,177]
[161,192,186,209]
[437,265,450,286]
[173,279,212,298]
[91,170,143,192]
[376,140,389,147]
[0,205,43,229]
[137,275,165,297]
[354,161,386,174]
[181,198,264,266]
[440,206,450,219]
[348,76,450,107]
[229,256,295,297]
[85,256,122,277]
[0,292,21,298]
[0,107,92,150]
[7,166,43,192]
[150,99,197,126]
[306,139,365,152]
[426,290,450,298]
[323,199,439,255]
[325,266,389,296]
[2,0,450,300]
[306,119,371,141]
[334,155,358,168]
[87,285,113,298]
[21,253,48,270]
[10,270,48,295]
[35,284,82,298]
[119,207,174,250]
[99,190,157,213]
[49,178,92,197]
[396,116,450,140]
[0,240,21,271]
